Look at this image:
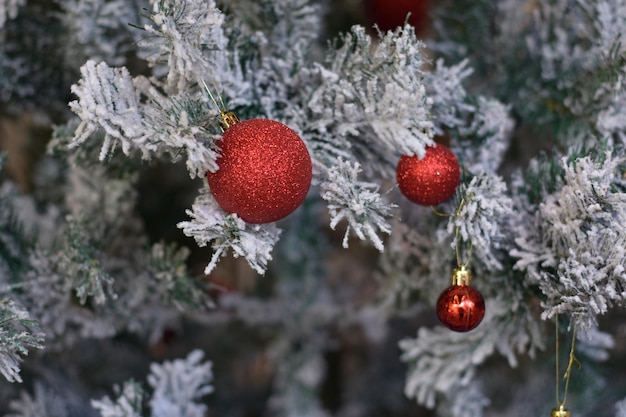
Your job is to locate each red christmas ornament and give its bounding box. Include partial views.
[207,117,312,224]
[365,0,431,35]
[396,144,460,206]
[436,265,485,332]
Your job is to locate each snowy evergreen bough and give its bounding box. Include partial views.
[91,350,213,417]
[4,0,626,416]
[512,149,626,330]
[178,189,282,275]
[0,299,44,383]
[321,158,394,251]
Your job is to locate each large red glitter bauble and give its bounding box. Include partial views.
[396,145,460,206]
[365,0,431,35]
[207,118,312,224]
[436,285,485,332]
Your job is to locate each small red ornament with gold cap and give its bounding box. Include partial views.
[436,264,485,332]
[206,109,313,224]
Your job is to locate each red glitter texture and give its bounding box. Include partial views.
[396,145,460,206]
[436,285,485,332]
[365,0,431,35]
[207,118,312,224]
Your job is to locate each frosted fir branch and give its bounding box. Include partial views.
[529,0,587,82]
[24,249,118,346]
[455,96,514,174]
[426,60,513,173]
[61,219,117,305]
[321,158,395,252]
[576,325,614,362]
[528,0,626,138]
[57,0,139,67]
[593,0,626,52]
[177,189,282,275]
[426,58,475,132]
[146,242,214,310]
[69,60,152,160]
[0,182,31,282]
[148,349,213,417]
[307,25,434,174]
[616,397,626,417]
[512,150,626,330]
[438,382,490,417]
[225,0,322,126]
[376,220,455,311]
[448,172,513,270]
[143,90,223,176]
[92,381,144,417]
[0,299,44,383]
[93,351,213,417]
[400,297,542,409]
[139,0,226,92]
[267,340,330,417]
[6,383,69,417]
[0,0,24,28]
[69,61,222,178]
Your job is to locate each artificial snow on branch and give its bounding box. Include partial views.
[448,172,513,270]
[69,60,222,178]
[148,349,213,417]
[426,58,475,133]
[139,0,227,93]
[512,149,626,330]
[400,296,542,409]
[321,158,394,252]
[0,299,44,383]
[0,0,24,28]
[91,381,144,417]
[307,24,434,175]
[146,242,214,311]
[425,59,514,173]
[454,96,514,174]
[69,60,152,160]
[178,188,282,275]
[92,350,213,417]
[5,382,70,417]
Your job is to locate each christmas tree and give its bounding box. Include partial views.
[1,0,626,416]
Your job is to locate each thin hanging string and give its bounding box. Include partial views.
[453,197,472,268]
[429,198,473,267]
[555,313,560,407]
[454,225,473,268]
[200,78,238,131]
[200,78,225,112]
[555,313,581,409]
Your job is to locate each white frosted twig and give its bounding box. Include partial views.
[69,60,152,160]
[148,349,213,417]
[177,189,282,275]
[448,172,513,270]
[321,158,394,252]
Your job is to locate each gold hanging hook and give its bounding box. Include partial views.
[199,78,239,131]
[552,314,580,416]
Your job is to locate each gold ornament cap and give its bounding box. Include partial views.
[451,264,472,286]
[219,110,239,131]
[551,404,570,417]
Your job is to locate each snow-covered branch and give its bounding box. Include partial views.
[178,189,282,275]
[321,158,394,251]
[448,172,513,270]
[0,299,44,383]
[512,150,626,330]
[306,24,434,175]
